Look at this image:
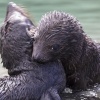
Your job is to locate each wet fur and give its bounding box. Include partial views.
[33,11,100,91]
[0,4,66,100]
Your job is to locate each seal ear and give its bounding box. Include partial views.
[26,26,36,38]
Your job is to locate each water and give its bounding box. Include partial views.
[0,0,100,99]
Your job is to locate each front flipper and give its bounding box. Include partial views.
[40,87,61,100]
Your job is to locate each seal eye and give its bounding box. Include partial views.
[51,44,60,52]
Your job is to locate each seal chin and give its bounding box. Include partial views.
[33,56,54,64]
[33,57,45,64]
[32,55,43,63]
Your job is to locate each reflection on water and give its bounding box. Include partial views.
[0,0,100,99]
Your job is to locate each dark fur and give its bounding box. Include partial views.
[32,11,100,91]
[0,4,66,100]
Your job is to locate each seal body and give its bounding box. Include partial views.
[0,3,66,100]
[32,11,100,91]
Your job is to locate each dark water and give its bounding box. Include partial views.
[0,0,100,99]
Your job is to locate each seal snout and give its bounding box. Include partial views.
[7,2,17,12]
[5,2,19,21]
[32,54,41,63]
[8,2,17,7]
[32,53,46,64]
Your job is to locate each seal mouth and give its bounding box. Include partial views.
[33,57,47,64]
[32,55,56,64]
[33,58,55,65]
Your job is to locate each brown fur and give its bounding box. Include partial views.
[32,11,100,91]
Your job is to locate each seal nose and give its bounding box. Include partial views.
[32,54,39,61]
[8,2,16,7]
[7,2,17,12]
[32,53,43,63]
[5,2,19,21]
